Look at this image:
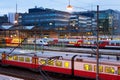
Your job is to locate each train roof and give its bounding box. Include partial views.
[0,48,120,65]
[109,40,120,42]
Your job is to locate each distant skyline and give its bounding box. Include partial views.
[1,0,120,15]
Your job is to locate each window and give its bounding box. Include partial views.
[40,59,46,65]
[19,57,24,62]
[13,56,18,61]
[55,60,62,67]
[118,67,120,75]
[105,66,115,74]
[47,59,54,66]
[8,56,13,60]
[64,62,69,68]
[84,64,92,71]
[116,43,120,46]
[94,65,103,72]
[25,57,30,62]
[111,43,114,45]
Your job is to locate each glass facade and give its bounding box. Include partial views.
[73,9,120,36]
[19,7,70,30]
[69,13,96,36]
[94,9,120,36]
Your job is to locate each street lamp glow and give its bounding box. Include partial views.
[67,5,73,10]
[67,0,73,11]
[66,1,100,79]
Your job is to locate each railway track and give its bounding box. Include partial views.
[44,47,120,56]
[0,65,95,80]
[0,66,42,80]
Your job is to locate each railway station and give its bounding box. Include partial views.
[0,0,120,80]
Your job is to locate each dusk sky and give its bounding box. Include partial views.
[1,0,120,15]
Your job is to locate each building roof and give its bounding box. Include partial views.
[23,26,34,30]
[9,25,35,30]
[0,25,13,30]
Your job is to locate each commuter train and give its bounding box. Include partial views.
[0,37,48,47]
[23,38,48,46]
[0,37,120,49]
[48,38,120,49]
[0,48,120,80]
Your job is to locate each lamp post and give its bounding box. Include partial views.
[66,1,100,80]
[67,0,73,11]
[14,20,20,46]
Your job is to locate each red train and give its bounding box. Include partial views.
[0,37,48,47]
[0,48,120,80]
[1,37,120,49]
[47,38,120,49]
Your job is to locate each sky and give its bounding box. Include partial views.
[1,0,120,15]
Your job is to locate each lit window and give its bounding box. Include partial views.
[55,60,62,67]
[40,59,46,65]
[64,62,69,68]
[105,66,115,74]
[47,59,54,66]
[13,56,18,60]
[8,56,13,60]
[84,64,92,71]
[19,57,24,62]
[25,57,30,62]
[94,65,103,72]
[118,67,120,75]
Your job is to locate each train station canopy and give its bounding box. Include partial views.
[23,26,34,30]
[0,25,13,30]
[9,25,34,30]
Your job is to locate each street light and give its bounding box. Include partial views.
[67,0,73,10]
[14,20,21,47]
[66,1,100,80]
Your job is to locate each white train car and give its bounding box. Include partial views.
[25,38,48,46]
[0,48,120,80]
[107,40,120,48]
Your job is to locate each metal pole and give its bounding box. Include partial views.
[96,5,99,80]
[34,19,37,51]
[34,27,36,51]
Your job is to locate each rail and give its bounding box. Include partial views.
[45,46,119,54]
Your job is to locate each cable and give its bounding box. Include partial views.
[8,38,27,55]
